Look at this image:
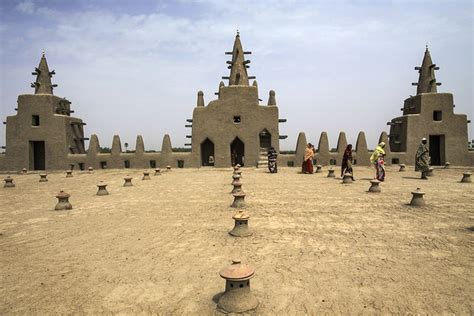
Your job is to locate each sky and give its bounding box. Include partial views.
[0,0,472,151]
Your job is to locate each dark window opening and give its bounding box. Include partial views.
[392,158,400,164]
[287,161,294,167]
[100,161,107,169]
[69,164,75,170]
[233,116,241,124]
[149,160,156,168]
[32,115,40,126]
[78,163,85,170]
[124,160,130,168]
[178,160,184,168]
[353,159,357,165]
[330,159,336,165]
[433,111,442,121]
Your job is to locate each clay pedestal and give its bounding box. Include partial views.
[142,172,151,180]
[368,179,381,193]
[461,172,472,183]
[217,260,258,313]
[39,174,48,182]
[55,190,72,210]
[154,168,161,176]
[410,188,426,207]
[231,191,246,208]
[96,182,109,196]
[229,210,252,237]
[123,176,133,187]
[426,167,434,177]
[66,170,73,178]
[327,168,335,178]
[3,176,15,188]
[399,164,406,172]
[315,165,322,173]
[342,173,353,184]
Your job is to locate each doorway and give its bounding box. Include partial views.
[30,141,45,170]
[201,138,215,166]
[429,135,445,166]
[230,137,245,166]
[259,129,271,149]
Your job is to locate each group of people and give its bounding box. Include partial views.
[266,138,430,180]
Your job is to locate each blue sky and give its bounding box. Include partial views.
[0,0,472,150]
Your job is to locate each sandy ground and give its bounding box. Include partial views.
[0,166,473,315]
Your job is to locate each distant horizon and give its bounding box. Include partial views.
[1,0,472,151]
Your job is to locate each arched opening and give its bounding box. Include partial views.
[201,138,215,166]
[259,129,271,150]
[230,137,245,166]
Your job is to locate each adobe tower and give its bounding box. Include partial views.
[186,32,287,167]
[388,47,472,165]
[2,53,87,170]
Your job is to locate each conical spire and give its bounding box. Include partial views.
[31,51,57,94]
[412,46,440,94]
[223,32,254,86]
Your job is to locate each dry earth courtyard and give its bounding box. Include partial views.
[0,166,473,314]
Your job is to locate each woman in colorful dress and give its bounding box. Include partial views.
[302,143,315,174]
[341,144,354,179]
[267,147,278,173]
[370,142,386,181]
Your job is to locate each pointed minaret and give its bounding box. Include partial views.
[197,91,204,107]
[135,135,145,154]
[267,90,276,106]
[31,51,56,94]
[161,134,172,154]
[412,46,441,94]
[336,132,347,153]
[111,135,122,155]
[223,32,252,86]
[87,134,101,156]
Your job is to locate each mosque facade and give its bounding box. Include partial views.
[0,35,472,171]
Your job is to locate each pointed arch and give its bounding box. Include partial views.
[201,138,215,166]
[230,137,245,166]
[259,128,271,149]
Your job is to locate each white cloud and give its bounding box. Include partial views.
[15,1,35,14]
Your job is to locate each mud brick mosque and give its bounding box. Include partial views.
[0,33,472,171]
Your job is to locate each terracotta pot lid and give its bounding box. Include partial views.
[370,179,380,184]
[56,190,70,198]
[233,191,246,198]
[219,259,255,281]
[97,182,107,187]
[233,210,249,220]
[412,188,425,195]
[124,176,132,180]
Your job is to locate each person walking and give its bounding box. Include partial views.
[370,142,386,181]
[415,138,430,180]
